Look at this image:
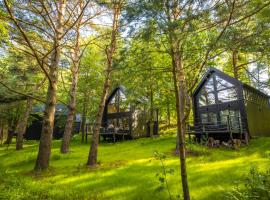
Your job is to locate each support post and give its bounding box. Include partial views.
[238,116,243,140]
[227,115,233,140]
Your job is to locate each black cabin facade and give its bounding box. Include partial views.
[192,68,270,141]
[101,86,158,141]
[25,104,81,140]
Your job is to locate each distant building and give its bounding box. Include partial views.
[25,104,81,140]
[100,86,158,141]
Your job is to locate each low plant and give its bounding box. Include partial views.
[226,167,270,200]
[153,151,181,200]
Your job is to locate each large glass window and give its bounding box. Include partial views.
[209,112,217,124]
[204,77,214,92]
[198,90,215,106]
[220,109,241,130]
[216,75,234,90]
[217,88,238,103]
[108,90,129,113]
[198,74,239,107]
[201,113,208,123]
[200,112,217,124]
[220,110,229,124]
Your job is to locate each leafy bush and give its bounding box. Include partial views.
[227,167,270,200]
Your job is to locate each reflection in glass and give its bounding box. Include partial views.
[200,112,217,124]
[220,110,229,124]
[220,110,241,130]
[201,113,208,123]
[108,90,129,113]
[217,88,237,103]
[216,75,234,90]
[209,112,217,124]
[204,76,214,92]
[198,90,215,107]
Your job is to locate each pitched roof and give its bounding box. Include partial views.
[192,67,269,98]
[106,85,126,103]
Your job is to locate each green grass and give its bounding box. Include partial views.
[0,135,270,200]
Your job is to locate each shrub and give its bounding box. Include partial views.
[227,167,270,200]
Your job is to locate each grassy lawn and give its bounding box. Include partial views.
[0,135,270,200]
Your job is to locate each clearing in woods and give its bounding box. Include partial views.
[0,135,269,200]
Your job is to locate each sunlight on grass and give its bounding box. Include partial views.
[0,135,270,200]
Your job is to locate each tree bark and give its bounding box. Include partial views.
[16,98,33,150]
[61,3,83,153]
[166,96,171,126]
[167,2,190,197]
[81,92,88,143]
[172,53,190,200]
[87,2,121,166]
[0,120,3,146]
[34,0,66,171]
[232,49,239,79]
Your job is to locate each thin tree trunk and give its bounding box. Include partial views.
[61,4,82,153]
[34,0,66,171]
[166,97,170,126]
[0,120,3,146]
[87,2,121,166]
[169,26,190,200]
[5,119,16,145]
[232,49,239,79]
[16,98,33,150]
[81,92,88,143]
[149,85,154,137]
[172,58,190,200]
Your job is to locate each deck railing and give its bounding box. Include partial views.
[187,115,248,141]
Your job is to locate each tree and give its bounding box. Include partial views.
[3,0,90,170]
[61,0,105,153]
[87,0,125,166]
[60,1,84,154]
[124,0,270,199]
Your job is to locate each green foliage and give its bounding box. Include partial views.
[227,167,270,200]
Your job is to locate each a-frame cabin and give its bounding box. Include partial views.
[192,67,270,141]
[100,86,158,141]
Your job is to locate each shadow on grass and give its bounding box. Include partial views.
[0,136,270,200]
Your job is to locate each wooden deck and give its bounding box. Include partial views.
[99,128,131,142]
[187,117,249,143]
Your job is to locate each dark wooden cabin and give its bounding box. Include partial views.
[192,67,270,141]
[100,86,158,141]
[25,104,81,140]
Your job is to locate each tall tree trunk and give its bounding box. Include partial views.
[232,49,239,79]
[34,0,66,171]
[5,119,15,145]
[87,2,121,166]
[61,6,82,153]
[166,96,171,126]
[16,98,33,150]
[81,92,88,143]
[0,120,4,146]
[169,28,190,200]
[149,85,154,137]
[172,56,190,200]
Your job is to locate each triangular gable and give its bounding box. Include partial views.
[192,67,242,97]
[106,85,126,104]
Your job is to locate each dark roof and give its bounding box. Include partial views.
[106,85,126,103]
[193,67,269,98]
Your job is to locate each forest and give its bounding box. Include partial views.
[0,0,270,200]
